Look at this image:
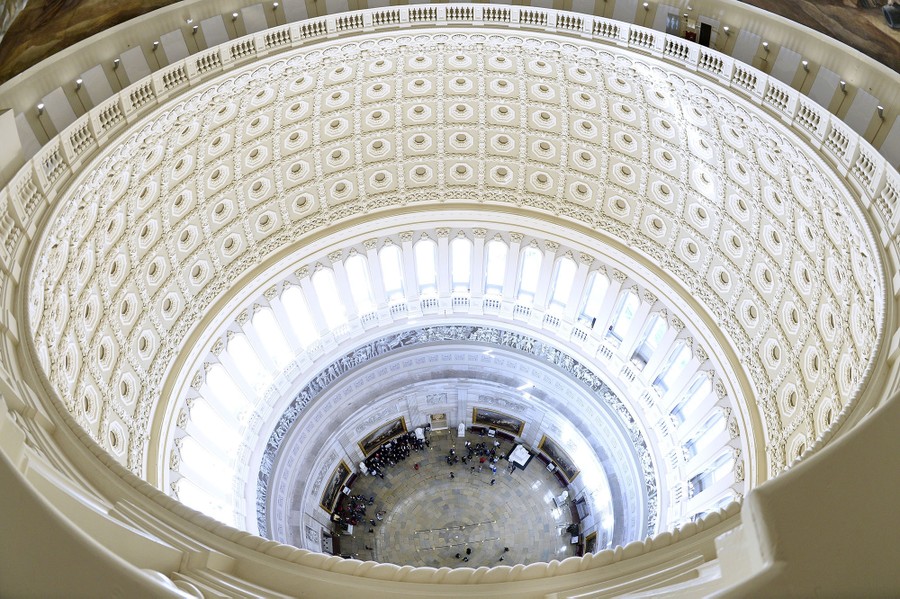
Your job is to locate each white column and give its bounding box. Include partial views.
[214,348,258,400]
[620,290,657,359]
[592,270,626,338]
[195,379,243,428]
[470,228,487,300]
[564,253,592,322]
[363,239,388,305]
[297,267,330,336]
[400,232,420,312]
[268,294,304,354]
[329,250,358,320]
[644,318,684,385]
[436,228,451,296]
[532,241,558,311]
[239,312,279,373]
[502,232,524,302]
[660,354,703,406]
[678,391,722,439]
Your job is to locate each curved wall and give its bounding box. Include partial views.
[0,4,898,598]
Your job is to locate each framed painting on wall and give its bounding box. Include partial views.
[538,435,580,482]
[358,417,408,456]
[472,407,525,436]
[320,461,351,513]
[584,531,598,554]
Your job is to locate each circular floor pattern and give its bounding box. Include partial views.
[336,432,579,568]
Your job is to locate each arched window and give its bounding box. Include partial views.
[516,245,543,304]
[227,333,268,391]
[345,253,376,315]
[484,238,508,296]
[450,236,472,293]
[548,256,577,313]
[580,271,609,326]
[280,286,319,346]
[688,450,732,497]
[204,363,247,420]
[606,289,639,346]
[186,400,239,453]
[631,313,667,370]
[653,341,693,393]
[684,411,727,460]
[379,243,405,302]
[312,267,347,328]
[414,238,438,297]
[252,307,292,369]
[180,436,231,487]
[176,478,233,526]
[671,374,713,425]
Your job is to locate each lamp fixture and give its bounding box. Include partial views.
[232,12,239,20]
[762,41,770,52]
[273,1,279,8]
[840,80,847,93]
[643,2,649,8]
[36,103,44,115]
[801,60,809,71]
[192,25,199,34]
[75,78,83,90]
[113,58,120,69]
[723,26,730,34]
[877,105,885,120]
[152,41,159,50]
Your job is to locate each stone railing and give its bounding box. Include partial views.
[0,5,898,596]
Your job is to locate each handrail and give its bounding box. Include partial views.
[0,6,898,593]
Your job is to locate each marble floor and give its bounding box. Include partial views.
[335,431,577,568]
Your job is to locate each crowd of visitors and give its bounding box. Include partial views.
[363,429,429,478]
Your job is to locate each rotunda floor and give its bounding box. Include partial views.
[333,431,579,568]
